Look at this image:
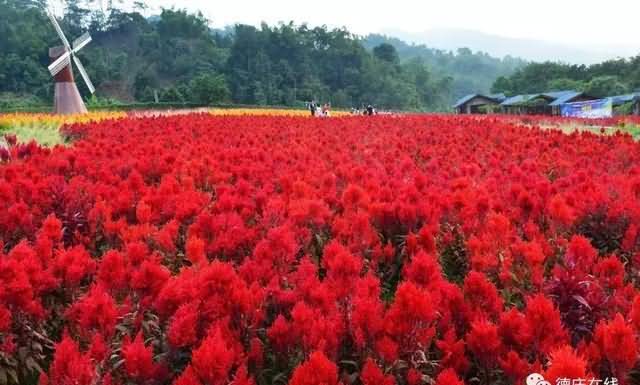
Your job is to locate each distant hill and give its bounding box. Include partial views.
[10,0,633,111]
[363,34,527,100]
[381,28,638,65]
[1,1,468,111]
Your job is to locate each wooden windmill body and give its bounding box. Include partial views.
[49,46,87,114]
[46,10,95,115]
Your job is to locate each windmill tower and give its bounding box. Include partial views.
[46,9,95,115]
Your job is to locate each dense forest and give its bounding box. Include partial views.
[362,35,526,101]
[1,0,527,111]
[492,59,640,97]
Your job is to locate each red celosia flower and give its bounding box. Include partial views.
[434,368,464,385]
[405,232,418,256]
[125,241,150,266]
[322,240,363,299]
[42,333,95,385]
[498,308,532,350]
[548,194,576,226]
[233,365,256,385]
[136,201,152,223]
[167,301,200,348]
[155,219,180,254]
[630,294,640,330]
[403,250,443,291]
[406,368,422,385]
[88,333,108,362]
[97,250,129,292]
[417,223,437,254]
[499,351,530,383]
[342,184,369,211]
[122,332,156,381]
[384,282,436,350]
[66,284,118,338]
[466,319,502,365]
[463,271,503,320]
[0,305,11,333]
[621,224,638,252]
[249,337,264,368]
[544,345,588,384]
[190,327,236,385]
[288,351,340,385]
[594,256,625,290]
[524,294,568,354]
[565,235,598,268]
[51,245,96,287]
[351,277,385,349]
[593,314,637,380]
[267,314,293,352]
[375,336,399,364]
[41,214,63,243]
[360,358,394,385]
[251,224,298,275]
[185,235,206,265]
[436,329,469,373]
[130,258,171,302]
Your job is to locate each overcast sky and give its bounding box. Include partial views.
[135,0,637,48]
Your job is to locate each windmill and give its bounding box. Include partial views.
[46,9,95,115]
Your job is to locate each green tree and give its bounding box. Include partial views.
[491,76,512,95]
[188,73,229,105]
[160,86,185,103]
[584,76,628,98]
[373,43,399,64]
[492,57,640,98]
[547,78,586,92]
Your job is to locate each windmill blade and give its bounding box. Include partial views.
[46,9,71,50]
[47,51,71,76]
[73,55,95,94]
[72,32,92,53]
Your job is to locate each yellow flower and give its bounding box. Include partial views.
[208,108,349,117]
[0,111,127,128]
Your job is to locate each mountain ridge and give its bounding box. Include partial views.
[380,28,638,64]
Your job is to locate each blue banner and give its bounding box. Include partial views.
[561,98,613,119]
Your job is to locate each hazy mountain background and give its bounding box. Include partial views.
[381,28,638,64]
[3,0,639,111]
[362,34,526,101]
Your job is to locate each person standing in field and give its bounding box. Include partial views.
[366,104,374,116]
[321,103,330,117]
[309,101,316,116]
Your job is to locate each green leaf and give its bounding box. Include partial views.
[6,370,17,385]
[0,368,8,385]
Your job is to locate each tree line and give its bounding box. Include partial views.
[1,0,529,111]
[492,59,640,98]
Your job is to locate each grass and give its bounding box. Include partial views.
[0,122,66,147]
[617,124,640,139]
[536,122,640,140]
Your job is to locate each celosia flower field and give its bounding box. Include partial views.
[0,111,127,128]
[208,108,350,117]
[1,114,640,385]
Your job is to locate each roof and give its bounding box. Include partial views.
[453,94,478,108]
[501,90,579,107]
[544,90,576,99]
[453,93,506,108]
[609,93,640,105]
[501,94,536,106]
[548,91,584,106]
